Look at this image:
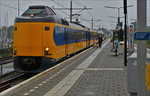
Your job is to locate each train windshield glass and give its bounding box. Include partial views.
[22,8,47,16]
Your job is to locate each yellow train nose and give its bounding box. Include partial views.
[13,23,43,56]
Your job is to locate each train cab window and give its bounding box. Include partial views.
[22,8,47,17]
[61,19,66,25]
[46,7,56,15]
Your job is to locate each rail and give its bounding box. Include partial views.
[0,56,13,65]
[0,73,25,92]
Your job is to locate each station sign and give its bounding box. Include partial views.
[134,32,150,40]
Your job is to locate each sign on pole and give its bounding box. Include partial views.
[134,32,150,40]
[129,24,134,55]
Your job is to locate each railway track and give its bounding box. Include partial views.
[0,73,24,92]
[0,56,13,65]
[0,73,35,92]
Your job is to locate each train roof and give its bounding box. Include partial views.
[29,5,48,8]
[16,5,92,31]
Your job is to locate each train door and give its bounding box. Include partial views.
[89,32,92,46]
[86,31,88,47]
[65,28,69,55]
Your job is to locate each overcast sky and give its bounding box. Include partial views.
[0,0,150,30]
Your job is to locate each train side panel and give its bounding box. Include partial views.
[53,25,66,59]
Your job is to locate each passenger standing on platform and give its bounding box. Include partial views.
[98,36,103,48]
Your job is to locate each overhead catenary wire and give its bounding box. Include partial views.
[51,0,91,24]
[74,0,98,23]
[0,2,25,11]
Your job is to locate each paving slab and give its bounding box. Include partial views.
[64,42,130,96]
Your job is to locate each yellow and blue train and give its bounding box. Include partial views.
[13,5,99,73]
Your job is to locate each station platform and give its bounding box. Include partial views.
[0,39,130,96]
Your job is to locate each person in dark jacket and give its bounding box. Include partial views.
[98,36,103,47]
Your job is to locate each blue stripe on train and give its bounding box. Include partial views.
[53,26,93,46]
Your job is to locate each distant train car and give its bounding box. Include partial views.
[13,5,98,73]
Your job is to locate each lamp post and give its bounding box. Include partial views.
[108,16,124,41]
[104,6,123,29]
[105,5,133,66]
[105,5,133,30]
[105,6,125,42]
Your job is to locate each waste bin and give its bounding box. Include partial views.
[118,41,124,55]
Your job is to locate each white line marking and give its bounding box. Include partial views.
[53,74,58,76]
[23,93,29,96]
[57,72,61,73]
[29,89,34,92]
[42,81,47,84]
[86,68,124,71]
[34,86,39,89]
[44,39,110,96]
[38,84,43,86]
[49,77,53,79]
[46,79,50,81]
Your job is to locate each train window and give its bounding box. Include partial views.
[75,31,78,41]
[57,26,60,31]
[45,26,50,31]
[76,31,80,41]
[66,32,69,41]
[46,7,56,15]
[81,32,84,40]
[70,30,75,41]
[61,19,66,25]
[47,7,56,15]
[65,29,69,42]
[83,31,86,40]
[22,8,47,16]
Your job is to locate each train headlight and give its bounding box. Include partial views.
[44,47,49,55]
[30,14,34,18]
[45,47,49,52]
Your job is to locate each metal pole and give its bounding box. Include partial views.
[70,0,72,23]
[18,0,20,16]
[92,18,93,30]
[118,8,120,27]
[0,64,2,76]
[0,0,1,28]
[124,0,127,66]
[137,0,148,96]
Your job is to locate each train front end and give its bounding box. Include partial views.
[13,5,57,73]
